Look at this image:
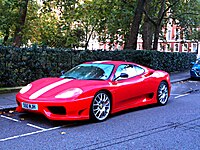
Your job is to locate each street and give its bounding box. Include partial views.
[1,80,200,150]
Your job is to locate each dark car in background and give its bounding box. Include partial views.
[190,59,200,79]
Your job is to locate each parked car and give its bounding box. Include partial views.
[190,59,200,79]
[16,60,171,122]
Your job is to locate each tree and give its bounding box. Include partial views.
[1,0,199,49]
[13,0,29,47]
[97,0,135,50]
[124,0,146,50]
[41,0,135,49]
[141,0,154,50]
[170,0,200,41]
[142,0,179,50]
[40,0,85,48]
[21,0,41,46]
[69,0,102,49]
[142,0,200,50]
[0,0,19,45]
[74,0,132,50]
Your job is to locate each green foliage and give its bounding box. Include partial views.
[170,0,200,40]
[0,47,196,87]
[0,0,199,48]
[89,0,135,45]
[0,0,20,45]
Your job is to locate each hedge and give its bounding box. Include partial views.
[0,46,196,87]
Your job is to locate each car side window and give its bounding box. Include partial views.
[134,65,145,75]
[114,64,144,80]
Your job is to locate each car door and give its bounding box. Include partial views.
[111,64,152,112]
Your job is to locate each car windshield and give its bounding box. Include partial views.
[61,63,114,80]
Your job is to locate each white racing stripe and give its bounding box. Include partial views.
[29,79,72,99]
[92,60,109,63]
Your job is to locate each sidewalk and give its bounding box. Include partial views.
[0,71,191,111]
[170,70,190,83]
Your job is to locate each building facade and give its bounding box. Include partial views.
[91,19,199,57]
[137,19,200,55]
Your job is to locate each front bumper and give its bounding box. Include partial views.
[16,94,93,121]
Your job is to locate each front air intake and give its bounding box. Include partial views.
[47,106,66,115]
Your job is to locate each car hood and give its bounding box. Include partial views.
[20,78,107,99]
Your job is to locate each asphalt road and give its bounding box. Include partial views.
[0,80,200,150]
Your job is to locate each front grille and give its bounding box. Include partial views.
[48,106,66,115]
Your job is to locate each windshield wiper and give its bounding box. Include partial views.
[87,78,105,81]
[63,76,77,79]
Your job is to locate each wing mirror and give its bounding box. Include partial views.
[114,73,128,81]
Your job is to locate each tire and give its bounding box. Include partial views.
[157,81,169,105]
[90,91,111,122]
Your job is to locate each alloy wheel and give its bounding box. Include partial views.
[91,92,111,121]
[158,82,169,105]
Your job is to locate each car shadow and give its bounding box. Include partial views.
[12,102,171,128]
[190,77,200,81]
[110,103,158,119]
[17,112,94,128]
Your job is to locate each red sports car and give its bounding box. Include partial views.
[16,60,171,122]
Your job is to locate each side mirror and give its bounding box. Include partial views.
[114,73,128,81]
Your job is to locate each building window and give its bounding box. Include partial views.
[174,43,179,52]
[182,43,188,52]
[173,28,176,40]
[138,43,142,50]
[165,44,171,52]
[192,43,197,53]
[167,29,171,40]
[176,29,181,40]
[159,43,164,52]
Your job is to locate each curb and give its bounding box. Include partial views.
[0,87,21,111]
[170,77,190,84]
[0,87,22,94]
[0,104,17,111]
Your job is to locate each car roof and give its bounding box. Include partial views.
[84,60,135,65]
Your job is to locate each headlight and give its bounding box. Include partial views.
[19,84,32,94]
[55,88,83,98]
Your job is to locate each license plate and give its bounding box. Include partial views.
[22,102,38,110]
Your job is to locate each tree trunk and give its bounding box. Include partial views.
[142,0,177,50]
[125,0,146,50]
[85,26,95,50]
[142,19,154,50]
[142,1,153,50]
[152,25,161,50]
[13,0,29,47]
[152,0,165,50]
